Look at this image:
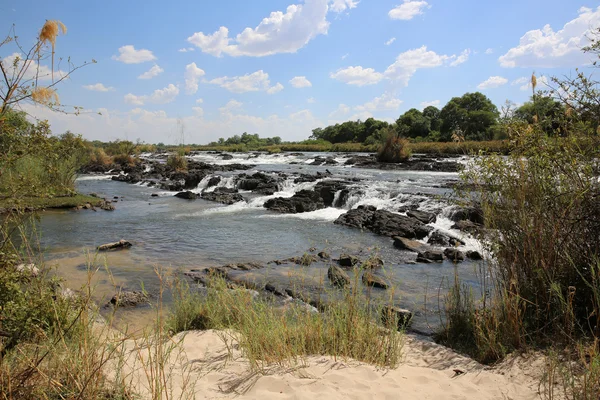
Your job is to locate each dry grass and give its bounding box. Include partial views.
[377,136,411,163]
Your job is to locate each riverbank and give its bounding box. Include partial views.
[0,193,111,214]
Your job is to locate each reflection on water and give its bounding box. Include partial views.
[37,153,484,333]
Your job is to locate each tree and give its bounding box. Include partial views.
[396,108,430,138]
[514,95,566,136]
[440,92,499,141]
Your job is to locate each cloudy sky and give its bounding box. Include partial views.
[1,0,599,144]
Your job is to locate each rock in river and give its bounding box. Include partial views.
[108,290,148,307]
[201,188,244,205]
[328,265,351,288]
[175,191,199,200]
[98,239,132,251]
[264,190,325,213]
[362,272,389,289]
[335,206,432,239]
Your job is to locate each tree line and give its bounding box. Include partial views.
[310,90,571,144]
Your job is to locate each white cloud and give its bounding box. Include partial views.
[307,97,316,103]
[289,76,312,88]
[420,100,440,109]
[138,64,164,80]
[112,45,156,64]
[267,82,285,94]
[449,49,471,66]
[385,37,396,46]
[219,99,243,114]
[328,103,350,119]
[184,62,206,94]
[485,48,494,55]
[511,77,528,86]
[125,84,180,105]
[355,93,403,112]
[83,83,115,92]
[178,47,195,53]
[187,0,329,57]
[341,53,349,60]
[150,84,180,103]
[385,46,450,85]
[1,52,66,82]
[196,98,204,104]
[124,93,146,106]
[499,6,600,68]
[389,0,430,21]
[477,76,508,90]
[208,70,281,93]
[330,0,359,13]
[330,66,383,86]
[192,107,204,117]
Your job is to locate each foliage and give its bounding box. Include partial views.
[166,149,188,171]
[377,132,411,163]
[440,92,500,141]
[167,273,404,369]
[310,118,390,144]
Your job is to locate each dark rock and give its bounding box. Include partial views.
[451,220,481,233]
[427,231,465,247]
[444,248,465,262]
[151,193,159,197]
[219,154,234,160]
[207,176,221,187]
[317,251,330,259]
[328,265,351,288]
[98,240,132,251]
[314,180,349,207]
[449,206,484,225]
[407,210,437,224]
[108,290,148,307]
[381,305,413,329]
[338,254,361,267]
[265,283,287,297]
[100,201,115,211]
[466,250,483,260]
[175,191,199,200]
[362,272,389,289]
[264,190,325,213]
[201,188,244,205]
[418,250,444,262]
[237,172,279,195]
[335,206,431,239]
[415,256,434,263]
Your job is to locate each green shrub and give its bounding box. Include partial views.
[166,151,187,171]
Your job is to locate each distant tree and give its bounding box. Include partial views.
[514,95,566,136]
[440,92,499,141]
[396,108,430,138]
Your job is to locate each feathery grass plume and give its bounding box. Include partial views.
[39,20,67,81]
[31,86,59,105]
[531,73,537,92]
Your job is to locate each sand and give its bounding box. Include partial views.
[117,329,544,400]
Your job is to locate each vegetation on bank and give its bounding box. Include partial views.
[437,41,600,399]
[0,193,103,212]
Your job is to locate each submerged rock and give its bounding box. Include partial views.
[407,210,437,224]
[108,290,148,307]
[466,250,483,260]
[417,250,444,262]
[98,239,132,251]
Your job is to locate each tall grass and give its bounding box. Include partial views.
[167,272,404,370]
[377,136,411,163]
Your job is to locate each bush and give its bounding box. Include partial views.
[166,150,187,171]
[112,153,135,167]
[377,136,411,163]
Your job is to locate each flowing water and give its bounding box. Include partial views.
[38,152,484,333]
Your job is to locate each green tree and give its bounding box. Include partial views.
[440,92,499,141]
[396,108,430,138]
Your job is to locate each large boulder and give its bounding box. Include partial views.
[417,250,444,262]
[264,190,325,213]
[338,254,361,267]
[328,265,351,288]
[407,210,437,224]
[448,206,484,225]
[237,172,280,195]
[427,231,465,247]
[444,248,465,262]
[335,206,432,239]
[201,188,244,205]
[314,181,349,207]
[393,237,431,253]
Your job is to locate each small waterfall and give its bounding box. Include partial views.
[191,176,213,193]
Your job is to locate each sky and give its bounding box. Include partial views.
[1,0,599,144]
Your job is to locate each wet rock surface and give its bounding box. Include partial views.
[335,205,432,239]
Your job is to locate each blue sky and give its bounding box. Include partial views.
[1,0,599,144]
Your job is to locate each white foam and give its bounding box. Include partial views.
[76,175,114,181]
[261,207,346,222]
